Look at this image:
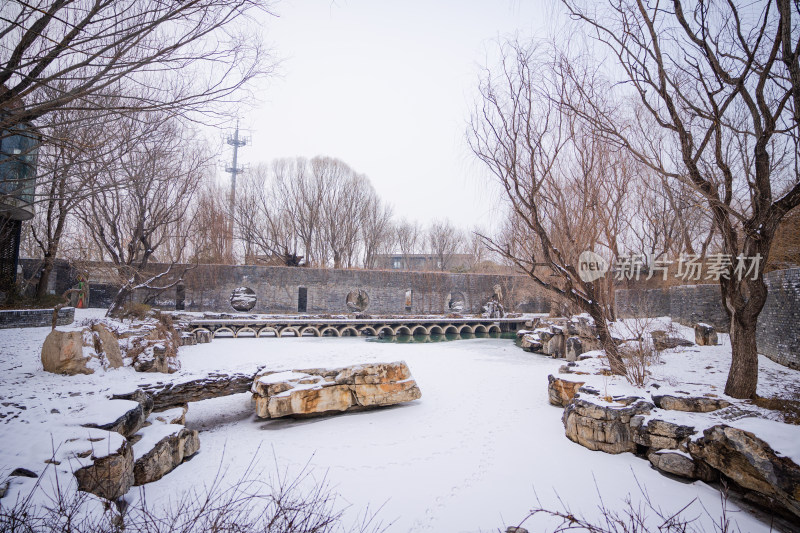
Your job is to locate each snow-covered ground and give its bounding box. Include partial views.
[0,309,794,532]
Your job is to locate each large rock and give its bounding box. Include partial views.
[42,325,124,375]
[562,397,653,454]
[631,417,695,450]
[688,425,800,521]
[652,394,731,413]
[651,331,694,351]
[92,323,123,368]
[694,323,718,346]
[41,329,95,375]
[72,433,134,501]
[647,450,716,482]
[542,330,565,358]
[132,424,200,485]
[520,333,542,353]
[548,375,585,407]
[565,337,583,362]
[252,362,422,419]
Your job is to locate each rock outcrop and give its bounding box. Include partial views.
[652,394,731,413]
[558,388,800,521]
[42,314,182,375]
[694,323,718,346]
[82,394,153,438]
[132,424,200,485]
[688,425,800,521]
[562,397,653,454]
[521,316,602,359]
[252,361,422,419]
[547,375,585,407]
[71,433,134,501]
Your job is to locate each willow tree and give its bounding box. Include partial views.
[469,40,635,375]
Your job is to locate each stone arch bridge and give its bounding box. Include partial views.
[187,317,525,339]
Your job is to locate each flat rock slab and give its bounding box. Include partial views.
[115,372,255,411]
[252,361,422,419]
[652,394,731,413]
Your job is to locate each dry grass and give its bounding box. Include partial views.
[510,476,745,533]
[0,449,389,533]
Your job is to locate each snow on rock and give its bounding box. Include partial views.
[251,361,422,419]
[69,429,134,501]
[132,423,199,485]
[147,406,187,426]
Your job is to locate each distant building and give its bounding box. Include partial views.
[1,93,40,293]
[374,253,474,272]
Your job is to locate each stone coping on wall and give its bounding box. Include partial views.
[0,307,74,329]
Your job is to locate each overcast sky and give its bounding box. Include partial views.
[224,1,554,232]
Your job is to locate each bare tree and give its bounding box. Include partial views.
[469,39,630,374]
[427,219,464,271]
[272,157,325,266]
[191,179,235,265]
[360,190,394,269]
[0,0,274,138]
[563,0,800,398]
[235,163,304,266]
[77,114,208,316]
[313,157,367,269]
[395,219,422,270]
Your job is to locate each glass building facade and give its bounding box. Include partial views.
[0,120,39,220]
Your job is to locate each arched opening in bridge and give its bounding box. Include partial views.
[237,327,256,338]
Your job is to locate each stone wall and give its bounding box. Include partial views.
[616,268,800,370]
[0,307,74,329]
[161,264,537,315]
[615,284,727,330]
[756,268,800,369]
[21,260,550,316]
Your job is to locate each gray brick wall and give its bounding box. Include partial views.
[160,264,534,315]
[21,260,553,315]
[0,307,74,329]
[757,269,800,369]
[617,268,800,369]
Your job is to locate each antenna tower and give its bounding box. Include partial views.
[225,120,248,255]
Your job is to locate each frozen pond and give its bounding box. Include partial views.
[134,336,770,532]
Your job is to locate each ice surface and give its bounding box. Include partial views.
[0,309,791,532]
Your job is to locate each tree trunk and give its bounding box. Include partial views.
[35,255,54,299]
[588,304,625,375]
[723,275,768,399]
[725,314,759,399]
[107,286,132,318]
